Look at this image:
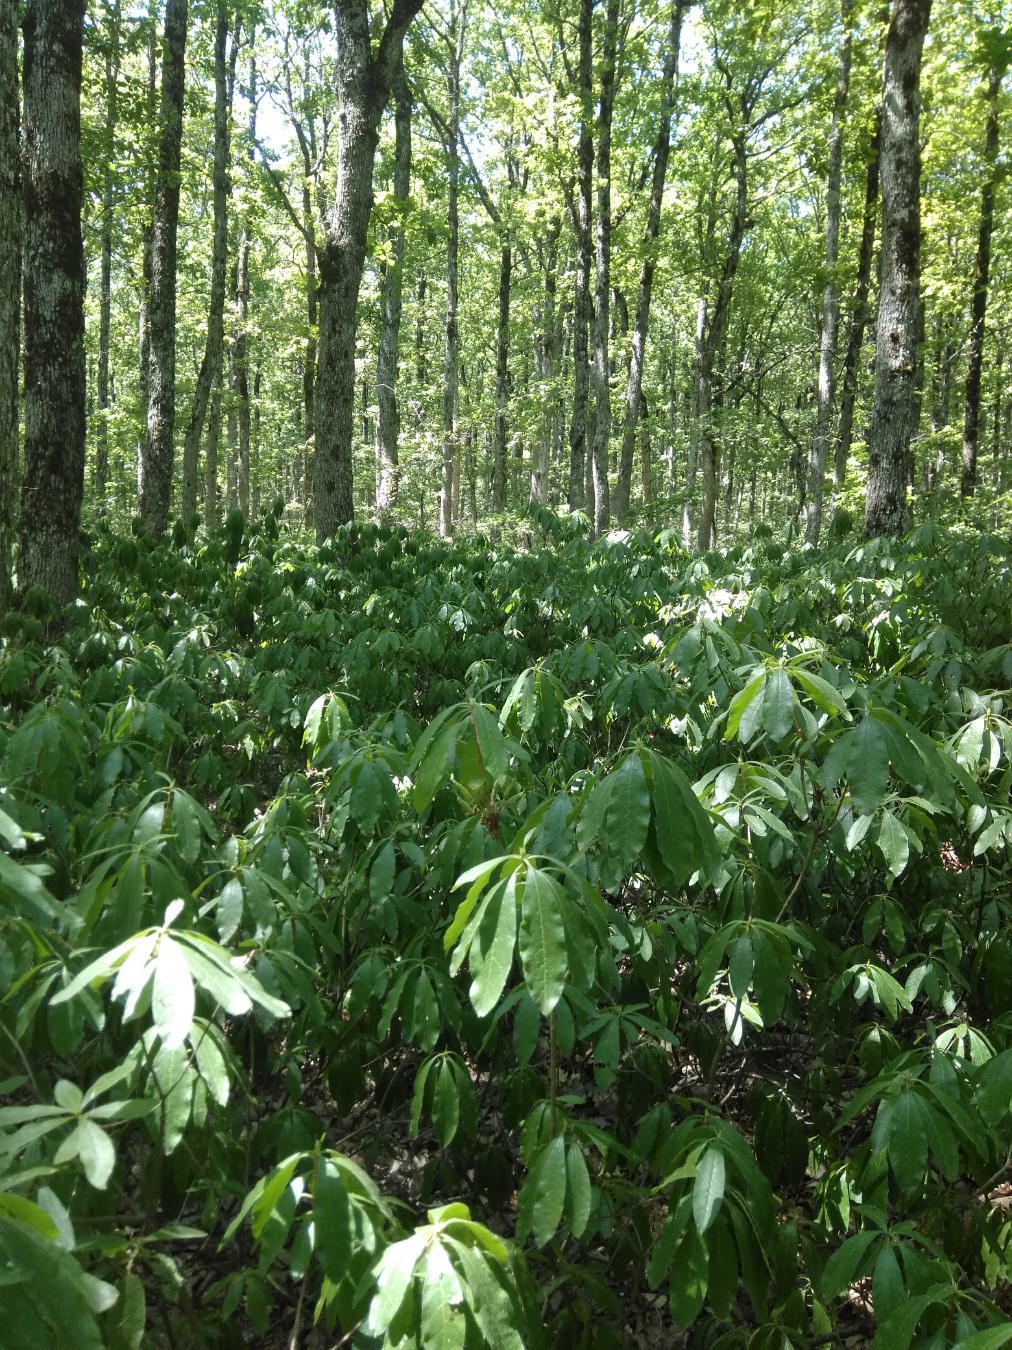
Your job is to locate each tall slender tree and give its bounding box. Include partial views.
[961,38,1007,499]
[833,113,880,496]
[182,0,235,529]
[803,0,853,545]
[864,0,932,539]
[139,0,188,538]
[313,0,425,539]
[95,0,121,502]
[589,0,621,535]
[19,0,86,605]
[376,58,412,514]
[566,0,594,512]
[614,0,686,522]
[0,0,19,617]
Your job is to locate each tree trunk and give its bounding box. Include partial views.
[19,0,86,606]
[375,61,410,514]
[235,48,255,521]
[695,126,748,553]
[440,0,466,536]
[235,231,251,518]
[137,0,158,503]
[833,114,880,495]
[95,0,121,504]
[567,0,593,512]
[683,299,704,547]
[139,0,188,539]
[182,0,234,530]
[531,219,560,505]
[314,0,424,541]
[615,0,684,521]
[0,0,20,619]
[864,0,932,540]
[961,57,1002,499]
[491,242,511,512]
[803,0,852,545]
[590,0,621,536]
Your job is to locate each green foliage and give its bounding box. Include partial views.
[3,521,1012,1343]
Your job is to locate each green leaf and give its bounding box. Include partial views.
[472,703,510,784]
[725,673,765,743]
[872,1241,904,1323]
[692,1146,725,1234]
[419,1259,466,1350]
[0,852,67,927]
[648,750,718,885]
[370,840,396,902]
[669,1224,708,1328]
[520,1135,567,1247]
[825,716,890,815]
[469,873,517,1018]
[432,1060,461,1146]
[887,1090,928,1195]
[76,1118,117,1189]
[412,717,461,813]
[600,752,651,876]
[518,867,567,1015]
[727,935,753,999]
[313,1157,352,1281]
[876,811,909,878]
[821,1230,878,1300]
[152,937,195,1050]
[216,878,243,943]
[762,667,795,741]
[954,1330,1012,1350]
[565,1139,592,1238]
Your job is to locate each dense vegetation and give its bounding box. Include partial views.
[3,509,1012,1346]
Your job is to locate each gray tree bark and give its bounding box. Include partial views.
[19,0,86,606]
[439,0,466,536]
[864,0,932,540]
[182,0,235,530]
[614,0,685,522]
[314,0,424,540]
[139,0,188,539]
[492,242,512,513]
[531,218,561,506]
[0,0,20,618]
[95,0,121,503]
[235,49,255,521]
[694,124,748,553]
[803,0,852,545]
[833,115,879,496]
[589,0,621,535]
[961,56,1003,499]
[566,0,593,512]
[375,61,411,514]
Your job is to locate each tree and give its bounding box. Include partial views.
[376,58,411,514]
[802,0,853,545]
[94,0,121,503]
[833,112,879,497]
[566,0,594,513]
[139,0,188,539]
[589,0,622,535]
[18,0,86,605]
[0,0,19,617]
[313,0,426,539]
[182,0,236,530]
[960,35,1008,500]
[614,0,686,523]
[863,0,932,540]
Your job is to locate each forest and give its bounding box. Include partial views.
[4,0,1012,1346]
